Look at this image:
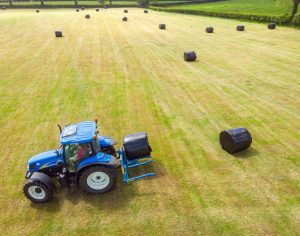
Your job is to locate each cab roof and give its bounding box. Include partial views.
[60,121,96,145]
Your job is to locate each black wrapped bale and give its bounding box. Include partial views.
[76,9,79,12]
[268,23,276,29]
[184,51,197,62]
[122,17,127,21]
[144,9,148,13]
[124,9,128,13]
[123,132,152,160]
[81,7,85,10]
[55,31,63,37]
[219,127,252,154]
[85,14,90,19]
[36,10,40,13]
[236,25,244,31]
[206,27,214,33]
[96,8,99,12]
[159,24,166,29]
[104,5,108,9]
[2,6,6,10]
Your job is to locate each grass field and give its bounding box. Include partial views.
[0,8,299,235]
[0,0,139,6]
[167,0,293,16]
[0,0,189,7]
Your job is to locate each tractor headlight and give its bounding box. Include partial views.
[29,163,36,171]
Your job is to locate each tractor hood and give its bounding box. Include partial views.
[28,150,60,172]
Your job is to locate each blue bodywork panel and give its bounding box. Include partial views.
[77,152,112,171]
[60,121,96,145]
[98,135,115,148]
[28,149,62,172]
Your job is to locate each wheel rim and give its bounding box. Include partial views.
[86,171,110,190]
[28,186,46,200]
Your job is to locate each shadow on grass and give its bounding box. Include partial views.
[233,147,259,159]
[30,160,164,212]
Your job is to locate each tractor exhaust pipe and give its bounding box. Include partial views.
[57,124,62,134]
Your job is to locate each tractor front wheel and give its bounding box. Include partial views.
[79,166,116,194]
[23,179,53,203]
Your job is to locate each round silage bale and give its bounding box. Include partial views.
[219,127,252,154]
[236,25,245,31]
[184,51,197,62]
[55,31,63,38]
[268,22,276,29]
[206,27,214,33]
[159,24,166,30]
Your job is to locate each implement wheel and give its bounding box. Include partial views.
[23,179,53,203]
[79,166,116,194]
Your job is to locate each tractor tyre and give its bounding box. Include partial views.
[23,178,53,203]
[79,166,116,194]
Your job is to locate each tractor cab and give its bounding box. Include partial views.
[60,122,102,172]
[23,119,155,203]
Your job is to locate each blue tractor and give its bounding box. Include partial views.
[23,119,155,203]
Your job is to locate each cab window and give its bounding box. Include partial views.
[64,143,93,172]
[92,138,100,152]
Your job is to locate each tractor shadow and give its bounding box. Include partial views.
[233,147,259,159]
[64,160,165,210]
[30,160,165,212]
[30,194,64,212]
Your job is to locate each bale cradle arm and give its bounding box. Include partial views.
[118,148,156,183]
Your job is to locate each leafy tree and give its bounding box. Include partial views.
[74,0,78,6]
[98,0,105,6]
[136,0,149,7]
[41,0,44,6]
[292,0,300,15]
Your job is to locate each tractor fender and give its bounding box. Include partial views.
[76,156,118,183]
[98,136,117,148]
[29,172,55,191]
[77,155,117,172]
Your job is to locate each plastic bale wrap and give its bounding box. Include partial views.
[219,128,252,154]
[123,132,152,160]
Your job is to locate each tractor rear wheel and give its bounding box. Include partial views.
[23,179,53,203]
[79,166,116,194]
